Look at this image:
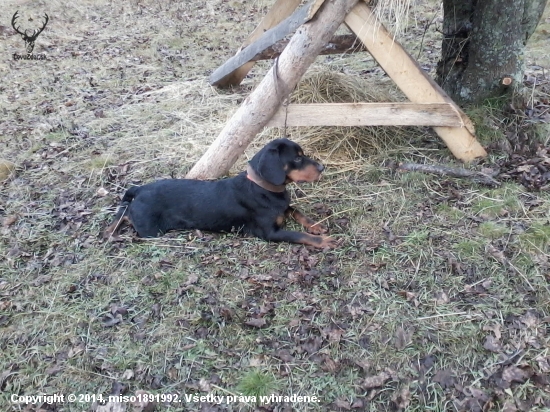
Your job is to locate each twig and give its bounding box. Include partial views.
[397,162,500,187]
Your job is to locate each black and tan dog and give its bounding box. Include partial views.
[104,138,337,248]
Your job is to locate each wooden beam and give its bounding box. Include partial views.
[266,103,464,127]
[210,0,327,87]
[216,0,301,87]
[345,1,487,162]
[251,34,365,61]
[187,0,360,179]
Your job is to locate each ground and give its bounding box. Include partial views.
[0,0,549,411]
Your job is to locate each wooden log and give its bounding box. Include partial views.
[215,0,301,87]
[251,34,365,61]
[266,102,464,127]
[345,1,487,162]
[187,0,360,179]
[210,0,326,87]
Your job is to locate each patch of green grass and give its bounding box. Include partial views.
[398,171,429,187]
[471,184,523,217]
[435,204,465,223]
[86,155,115,170]
[465,96,509,145]
[45,131,69,142]
[518,222,550,251]
[478,221,508,239]
[454,239,483,258]
[236,370,278,401]
[403,229,430,246]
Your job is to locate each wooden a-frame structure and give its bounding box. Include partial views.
[186,0,487,180]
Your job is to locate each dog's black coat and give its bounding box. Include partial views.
[105,138,336,248]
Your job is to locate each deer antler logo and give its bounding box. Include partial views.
[12,11,49,54]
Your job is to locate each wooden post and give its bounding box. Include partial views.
[187,0,359,179]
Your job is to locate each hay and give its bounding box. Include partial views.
[260,69,425,165]
[372,0,414,39]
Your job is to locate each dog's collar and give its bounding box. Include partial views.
[246,165,286,193]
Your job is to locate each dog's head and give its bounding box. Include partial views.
[249,138,324,186]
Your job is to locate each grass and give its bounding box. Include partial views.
[236,370,278,400]
[1,0,550,411]
[465,95,516,144]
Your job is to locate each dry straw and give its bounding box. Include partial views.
[372,0,413,38]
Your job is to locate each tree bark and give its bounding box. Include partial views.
[437,0,546,104]
[187,0,359,179]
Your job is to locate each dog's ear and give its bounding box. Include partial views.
[251,146,286,185]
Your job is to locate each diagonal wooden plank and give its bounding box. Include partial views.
[345,1,487,162]
[210,0,326,87]
[216,0,302,87]
[266,103,464,127]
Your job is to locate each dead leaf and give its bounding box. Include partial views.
[301,336,323,354]
[122,369,135,380]
[502,366,532,383]
[392,385,411,410]
[519,311,538,328]
[483,335,502,352]
[111,304,128,316]
[535,356,550,373]
[394,326,414,350]
[111,381,127,396]
[198,377,211,392]
[362,371,390,389]
[244,318,266,328]
[322,324,345,344]
[132,390,156,412]
[433,369,455,389]
[332,398,351,410]
[32,275,52,286]
[434,290,450,305]
[383,224,397,242]
[397,290,416,301]
[68,344,85,358]
[275,349,293,362]
[501,399,518,412]
[486,244,507,263]
[483,322,502,340]
[103,313,123,327]
[321,356,339,373]
[2,215,17,227]
[151,303,161,319]
[45,365,63,375]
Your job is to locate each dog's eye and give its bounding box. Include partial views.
[294,156,302,163]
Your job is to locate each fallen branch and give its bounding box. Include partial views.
[397,162,501,187]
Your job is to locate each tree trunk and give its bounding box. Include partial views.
[187,0,359,179]
[437,0,546,104]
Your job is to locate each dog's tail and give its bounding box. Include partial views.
[103,186,140,240]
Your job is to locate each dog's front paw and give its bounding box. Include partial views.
[319,236,339,249]
[308,223,328,235]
